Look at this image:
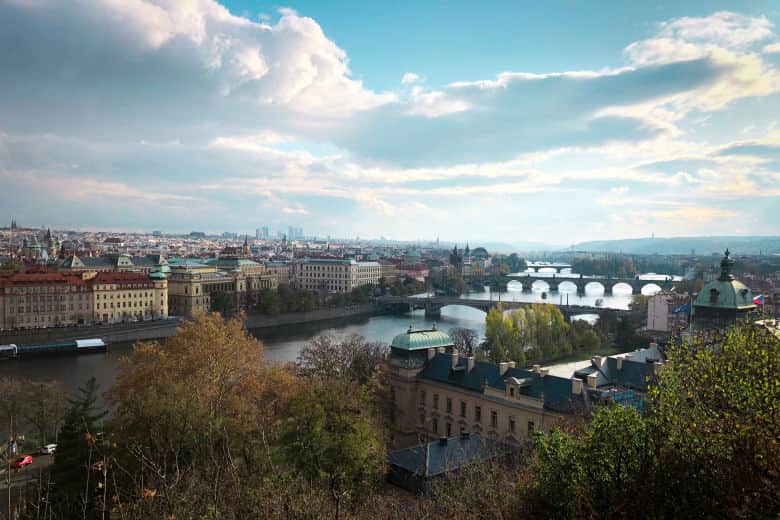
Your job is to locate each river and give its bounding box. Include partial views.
[0,275,668,398]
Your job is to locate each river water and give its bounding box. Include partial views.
[0,275,668,398]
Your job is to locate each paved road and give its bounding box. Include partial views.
[0,453,54,491]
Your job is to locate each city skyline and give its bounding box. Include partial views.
[1,1,780,241]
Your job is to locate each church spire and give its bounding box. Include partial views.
[718,249,735,281]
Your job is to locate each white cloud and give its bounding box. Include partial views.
[401,72,420,84]
[282,206,308,215]
[763,42,780,54]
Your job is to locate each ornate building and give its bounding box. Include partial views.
[691,249,756,332]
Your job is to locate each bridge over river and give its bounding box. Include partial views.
[377,295,632,320]
[502,273,676,295]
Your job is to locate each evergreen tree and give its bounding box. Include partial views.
[49,377,107,520]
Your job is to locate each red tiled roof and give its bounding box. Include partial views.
[89,272,153,284]
[1,272,86,287]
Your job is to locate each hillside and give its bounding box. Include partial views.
[569,236,780,255]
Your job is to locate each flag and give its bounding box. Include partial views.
[753,294,765,305]
[672,302,691,314]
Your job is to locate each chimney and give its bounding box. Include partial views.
[540,368,549,376]
[586,373,598,388]
[467,356,475,372]
[427,348,437,360]
[451,352,459,369]
[572,379,583,395]
[424,442,430,478]
[617,357,623,370]
[532,364,541,373]
[507,361,516,369]
[499,362,509,375]
[437,346,445,354]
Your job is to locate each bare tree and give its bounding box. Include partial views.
[449,327,479,354]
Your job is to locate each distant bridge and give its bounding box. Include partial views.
[525,262,572,273]
[502,273,675,295]
[377,295,631,320]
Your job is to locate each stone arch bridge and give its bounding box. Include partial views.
[501,274,675,296]
[376,295,632,320]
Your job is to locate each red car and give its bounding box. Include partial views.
[13,455,33,469]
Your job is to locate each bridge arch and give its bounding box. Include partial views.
[640,283,663,295]
[611,282,634,295]
[584,281,605,294]
[506,280,524,291]
[558,281,578,293]
[531,280,551,292]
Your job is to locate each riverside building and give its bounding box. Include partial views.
[295,258,380,292]
[387,327,664,448]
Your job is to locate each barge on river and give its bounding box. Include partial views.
[0,338,107,358]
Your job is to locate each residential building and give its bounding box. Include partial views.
[296,258,380,292]
[87,271,168,324]
[0,269,168,329]
[0,271,91,329]
[646,291,690,333]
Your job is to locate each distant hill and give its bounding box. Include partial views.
[568,236,780,255]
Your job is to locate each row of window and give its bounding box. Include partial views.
[425,413,535,437]
[421,390,535,435]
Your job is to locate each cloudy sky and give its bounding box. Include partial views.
[1,0,779,243]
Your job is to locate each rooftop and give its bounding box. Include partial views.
[391,327,453,351]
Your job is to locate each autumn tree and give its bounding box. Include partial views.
[280,379,385,519]
[107,312,295,518]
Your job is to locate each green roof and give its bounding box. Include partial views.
[694,279,755,310]
[391,328,453,351]
[694,249,756,310]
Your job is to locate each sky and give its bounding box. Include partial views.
[1,1,779,244]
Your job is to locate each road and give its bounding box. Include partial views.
[0,453,54,492]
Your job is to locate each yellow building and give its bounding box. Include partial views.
[296,258,381,292]
[87,271,168,324]
[387,327,585,448]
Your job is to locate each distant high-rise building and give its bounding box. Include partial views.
[255,228,261,239]
[262,226,269,238]
[152,230,162,237]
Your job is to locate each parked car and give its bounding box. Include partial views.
[13,455,33,469]
[41,444,57,455]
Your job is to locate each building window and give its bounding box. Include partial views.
[432,417,438,434]
[491,411,498,428]
[509,416,516,433]
[433,394,439,410]
[460,401,466,418]
[419,390,426,405]
[527,421,535,437]
[446,397,452,414]
[446,422,452,437]
[509,387,515,397]
[390,386,395,403]
[419,414,425,426]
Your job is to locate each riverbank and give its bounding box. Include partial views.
[0,319,180,346]
[0,304,383,347]
[244,303,380,329]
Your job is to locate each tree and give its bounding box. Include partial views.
[648,322,780,517]
[210,290,234,315]
[296,334,388,385]
[280,380,385,520]
[49,377,107,520]
[22,381,66,447]
[107,312,295,517]
[449,327,479,354]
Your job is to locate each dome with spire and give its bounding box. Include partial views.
[694,249,754,310]
[692,249,756,331]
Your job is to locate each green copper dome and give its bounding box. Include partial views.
[391,327,453,351]
[694,249,756,310]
